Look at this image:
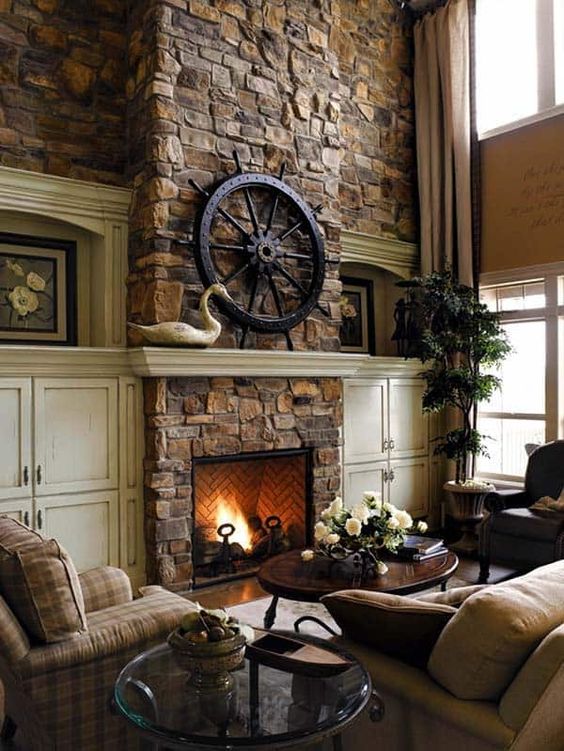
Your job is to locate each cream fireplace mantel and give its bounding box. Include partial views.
[0,346,422,379]
[127,347,422,378]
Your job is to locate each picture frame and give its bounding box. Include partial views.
[340,276,375,355]
[0,232,77,346]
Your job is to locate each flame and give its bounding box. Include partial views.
[216,498,252,551]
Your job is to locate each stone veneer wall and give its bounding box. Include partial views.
[144,375,341,590]
[126,0,415,349]
[0,0,127,184]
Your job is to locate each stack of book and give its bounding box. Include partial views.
[398,535,448,562]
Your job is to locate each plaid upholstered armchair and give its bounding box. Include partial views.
[0,517,196,750]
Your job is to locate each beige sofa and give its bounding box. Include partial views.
[329,563,564,751]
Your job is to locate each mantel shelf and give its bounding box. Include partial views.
[0,345,423,378]
[127,348,422,378]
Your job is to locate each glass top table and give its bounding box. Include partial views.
[114,631,371,750]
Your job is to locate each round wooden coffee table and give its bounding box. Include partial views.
[257,549,459,628]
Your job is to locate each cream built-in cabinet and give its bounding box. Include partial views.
[0,375,143,585]
[343,369,430,518]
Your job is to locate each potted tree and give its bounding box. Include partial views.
[398,270,511,552]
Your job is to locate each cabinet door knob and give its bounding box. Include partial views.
[23,511,30,527]
[383,439,389,451]
[389,439,395,450]
[23,466,29,486]
[383,470,388,483]
[389,469,395,483]
[36,465,42,485]
[37,510,43,529]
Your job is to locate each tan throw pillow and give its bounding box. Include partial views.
[428,561,564,701]
[321,590,457,668]
[0,517,87,643]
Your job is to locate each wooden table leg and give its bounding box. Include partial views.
[263,595,279,628]
[332,733,344,750]
[441,580,447,592]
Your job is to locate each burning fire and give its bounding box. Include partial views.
[216,499,252,551]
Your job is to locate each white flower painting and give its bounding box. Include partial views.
[0,235,76,345]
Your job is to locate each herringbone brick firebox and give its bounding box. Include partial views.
[193,449,310,587]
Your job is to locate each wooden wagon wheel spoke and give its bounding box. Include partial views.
[275,217,305,244]
[223,261,251,286]
[265,163,286,235]
[243,188,261,236]
[217,207,252,240]
[282,252,313,262]
[247,270,261,315]
[266,267,286,317]
[210,243,247,252]
[272,260,309,298]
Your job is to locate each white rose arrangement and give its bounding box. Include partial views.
[301,492,429,576]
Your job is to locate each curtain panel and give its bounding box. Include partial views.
[414,0,473,287]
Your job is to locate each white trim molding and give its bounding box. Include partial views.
[480,260,564,287]
[128,347,423,379]
[0,166,130,233]
[0,346,131,377]
[0,166,131,347]
[341,229,419,279]
[0,344,424,380]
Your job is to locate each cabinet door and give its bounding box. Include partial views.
[0,499,33,527]
[389,458,429,518]
[343,462,388,507]
[33,379,118,496]
[0,379,32,501]
[35,491,118,572]
[343,379,388,464]
[388,379,428,458]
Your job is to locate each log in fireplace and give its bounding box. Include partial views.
[192,449,312,587]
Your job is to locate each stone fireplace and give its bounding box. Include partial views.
[126,0,414,591]
[192,448,311,587]
[144,374,341,592]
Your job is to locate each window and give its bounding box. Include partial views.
[476,0,564,136]
[477,271,564,482]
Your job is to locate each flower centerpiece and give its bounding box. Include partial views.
[301,492,428,578]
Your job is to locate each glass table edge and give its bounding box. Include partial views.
[113,631,373,748]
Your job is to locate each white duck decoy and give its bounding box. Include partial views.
[128,283,231,347]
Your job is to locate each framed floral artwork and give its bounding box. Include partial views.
[339,276,375,355]
[0,233,77,345]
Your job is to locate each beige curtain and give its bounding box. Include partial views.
[414,0,473,287]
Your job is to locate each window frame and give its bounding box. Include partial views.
[476,0,564,141]
[477,262,564,483]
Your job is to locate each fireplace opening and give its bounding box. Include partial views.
[192,449,312,587]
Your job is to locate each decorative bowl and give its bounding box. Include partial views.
[167,628,246,690]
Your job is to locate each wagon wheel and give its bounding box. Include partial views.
[190,153,326,349]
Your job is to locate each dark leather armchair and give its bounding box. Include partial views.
[478,440,564,583]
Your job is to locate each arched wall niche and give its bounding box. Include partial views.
[0,166,131,348]
[340,230,419,357]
